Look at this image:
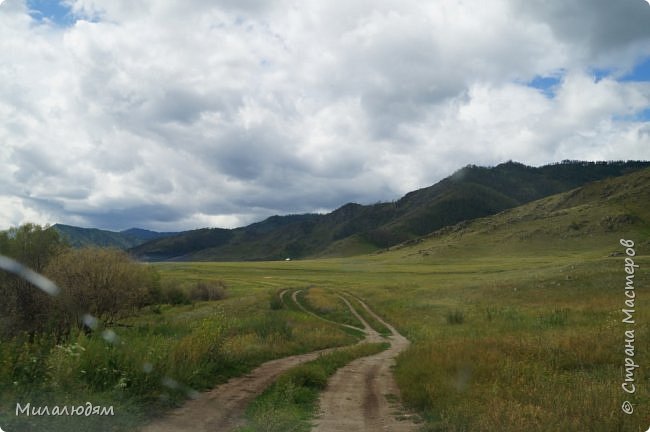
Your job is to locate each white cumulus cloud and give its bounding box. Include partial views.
[0,0,649,230]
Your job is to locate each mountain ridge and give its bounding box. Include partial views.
[51,224,179,249]
[128,160,650,261]
[382,164,650,261]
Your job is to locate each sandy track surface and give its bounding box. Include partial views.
[140,290,337,432]
[140,346,339,432]
[140,290,417,432]
[311,298,418,432]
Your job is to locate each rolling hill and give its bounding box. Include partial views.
[129,160,650,261]
[383,165,650,261]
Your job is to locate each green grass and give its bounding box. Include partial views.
[152,241,649,431]
[3,184,650,431]
[386,255,650,432]
[0,285,357,431]
[236,342,388,432]
[296,287,364,329]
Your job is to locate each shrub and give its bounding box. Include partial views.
[189,280,227,302]
[161,283,191,305]
[45,248,159,326]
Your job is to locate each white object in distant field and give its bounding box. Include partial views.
[285,257,291,261]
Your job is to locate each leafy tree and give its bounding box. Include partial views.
[1,223,66,271]
[0,223,67,336]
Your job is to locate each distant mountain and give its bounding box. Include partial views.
[127,228,235,261]
[130,160,650,261]
[120,228,178,243]
[384,164,650,260]
[52,224,178,249]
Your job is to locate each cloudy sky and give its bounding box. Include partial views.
[1,0,650,231]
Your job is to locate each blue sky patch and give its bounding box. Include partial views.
[631,107,650,122]
[526,74,563,98]
[589,57,650,83]
[620,56,650,82]
[27,0,75,27]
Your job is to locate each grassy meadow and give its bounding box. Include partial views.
[163,179,650,431]
[2,170,649,431]
[3,240,646,431]
[155,242,648,431]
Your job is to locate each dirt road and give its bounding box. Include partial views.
[140,290,417,432]
[139,346,339,432]
[311,297,418,432]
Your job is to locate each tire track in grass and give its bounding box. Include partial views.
[140,290,417,432]
[140,290,360,432]
[311,297,418,432]
[291,289,366,333]
[140,346,341,432]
